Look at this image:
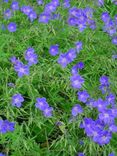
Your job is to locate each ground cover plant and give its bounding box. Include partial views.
[1,0,117,156]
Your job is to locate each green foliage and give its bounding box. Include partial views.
[0,0,117,156]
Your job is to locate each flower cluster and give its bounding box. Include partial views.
[3,1,19,19]
[35,97,53,117]
[3,1,19,32]
[56,41,83,68]
[78,76,117,146]
[11,93,54,118]
[10,47,38,77]
[101,12,117,45]
[38,0,60,23]
[21,5,37,22]
[68,7,96,32]
[0,119,15,134]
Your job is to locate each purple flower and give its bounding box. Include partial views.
[49,44,59,56]
[109,124,117,133]
[11,1,19,11]
[99,84,110,94]
[35,97,49,111]
[98,0,104,6]
[14,62,30,77]
[106,93,116,105]
[101,12,110,23]
[21,6,33,16]
[78,22,87,32]
[57,53,69,68]
[94,130,112,146]
[68,7,95,32]
[71,104,83,116]
[39,12,51,24]
[51,0,60,7]
[79,140,84,145]
[25,48,38,66]
[0,120,15,134]
[112,54,117,59]
[4,9,12,19]
[44,3,57,13]
[70,74,84,89]
[12,93,24,107]
[93,98,107,112]
[43,107,53,117]
[3,0,9,2]
[77,153,85,156]
[7,22,17,32]
[84,7,94,18]
[105,20,116,36]
[77,62,84,69]
[37,0,43,5]
[71,64,78,75]
[77,90,89,103]
[88,19,96,30]
[28,11,37,22]
[71,62,84,75]
[25,47,35,54]
[7,82,15,87]
[35,97,54,117]
[52,13,61,20]
[69,7,82,17]
[99,75,109,86]
[66,48,76,62]
[10,56,20,64]
[83,118,95,136]
[82,118,111,145]
[86,98,95,107]
[0,153,6,156]
[99,109,115,125]
[112,36,117,45]
[63,0,71,8]
[112,0,117,5]
[108,153,115,156]
[75,41,83,53]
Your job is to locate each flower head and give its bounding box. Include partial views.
[7,22,17,32]
[14,62,30,77]
[35,97,49,111]
[99,75,109,86]
[0,120,15,134]
[70,74,84,89]
[11,1,19,11]
[39,12,51,24]
[4,9,12,19]
[75,41,83,53]
[43,107,53,117]
[12,93,24,107]
[28,11,37,22]
[71,104,83,116]
[25,48,38,66]
[49,44,59,56]
[77,90,89,103]
[37,0,43,5]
